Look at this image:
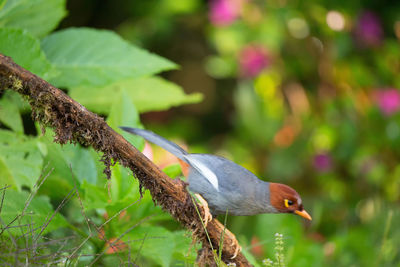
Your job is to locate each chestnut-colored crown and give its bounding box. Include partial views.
[269,183,303,213]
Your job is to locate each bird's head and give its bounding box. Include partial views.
[269,183,312,220]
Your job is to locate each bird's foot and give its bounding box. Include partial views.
[230,238,242,259]
[223,228,242,259]
[194,194,213,228]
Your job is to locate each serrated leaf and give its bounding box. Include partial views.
[0,28,53,79]
[69,76,203,114]
[41,28,177,88]
[0,130,43,190]
[0,0,67,38]
[0,190,68,235]
[0,90,23,133]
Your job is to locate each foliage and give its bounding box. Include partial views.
[41,28,177,88]
[1,0,400,266]
[0,0,201,265]
[201,1,400,266]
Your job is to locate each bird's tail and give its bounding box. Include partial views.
[119,127,188,160]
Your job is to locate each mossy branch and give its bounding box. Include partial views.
[0,54,251,266]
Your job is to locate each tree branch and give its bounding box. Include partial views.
[0,54,251,266]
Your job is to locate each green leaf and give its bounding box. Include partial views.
[0,190,68,235]
[0,157,14,187]
[41,28,177,88]
[0,0,7,10]
[162,164,182,178]
[35,138,76,196]
[0,90,23,133]
[107,90,144,150]
[1,90,31,112]
[241,249,262,267]
[37,129,98,187]
[61,144,98,185]
[124,226,176,267]
[81,163,166,221]
[107,90,141,129]
[69,76,203,114]
[0,28,53,79]
[171,230,198,264]
[81,181,109,210]
[81,163,137,209]
[0,130,44,190]
[0,0,66,38]
[107,164,168,221]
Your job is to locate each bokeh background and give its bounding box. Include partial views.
[69,1,400,265]
[1,0,400,266]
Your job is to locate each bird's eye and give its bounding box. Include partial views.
[284,199,294,208]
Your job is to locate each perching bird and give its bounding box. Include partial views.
[120,127,311,221]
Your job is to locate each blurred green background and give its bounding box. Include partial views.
[1,0,400,266]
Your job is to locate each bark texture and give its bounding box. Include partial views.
[0,54,251,266]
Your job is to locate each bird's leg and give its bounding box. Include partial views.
[222,227,242,259]
[194,194,213,228]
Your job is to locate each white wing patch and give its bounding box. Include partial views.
[185,156,219,191]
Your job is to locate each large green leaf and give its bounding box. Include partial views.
[69,76,203,114]
[81,181,109,211]
[123,226,176,267]
[171,230,198,264]
[81,163,167,221]
[0,157,13,188]
[117,226,195,266]
[107,90,144,149]
[0,0,66,38]
[0,28,53,79]
[37,128,98,188]
[0,0,7,9]
[41,28,177,88]
[0,190,68,235]
[0,130,44,190]
[0,90,23,133]
[61,144,98,185]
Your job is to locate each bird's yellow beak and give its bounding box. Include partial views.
[295,209,312,220]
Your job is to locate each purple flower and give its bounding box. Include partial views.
[313,153,332,172]
[374,89,400,116]
[354,11,383,47]
[239,44,270,78]
[209,0,243,26]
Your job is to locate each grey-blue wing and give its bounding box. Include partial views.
[187,154,273,216]
[120,127,275,215]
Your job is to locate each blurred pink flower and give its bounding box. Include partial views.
[313,152,332,172]
[374,89,400,116]
[354,11,383,47]
[209,0,243,26]
[239,44,270,78]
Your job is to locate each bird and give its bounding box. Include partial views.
[120,127,311,257]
